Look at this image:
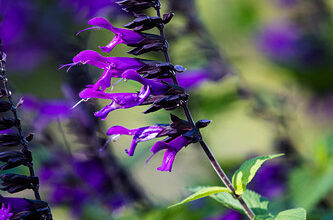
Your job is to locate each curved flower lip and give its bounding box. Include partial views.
[107,125,165,156]
[60,50,146,91]
[77,17,144,53]
[59,50,144,72]
[80,86,150,119]
[0,203,13,220]
[121,69,169,95]
[149,136,191,172]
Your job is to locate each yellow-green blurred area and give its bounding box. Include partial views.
[3,0,333,219]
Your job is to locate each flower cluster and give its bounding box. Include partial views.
[39,153,128,216]
[0,42,51,219]
[64,0,211,172]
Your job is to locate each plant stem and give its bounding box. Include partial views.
[154,2,255,219]
[0,40,41,200]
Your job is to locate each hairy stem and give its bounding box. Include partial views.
[154,2,255,219]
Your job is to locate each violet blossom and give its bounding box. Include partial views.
[23,96,72,130]
[107,125,166,156]
[78,17,145,53]
[0,196,49,219]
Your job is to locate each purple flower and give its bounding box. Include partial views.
[107,125,165,156]
[60,0,122,19]
[60,50,145,91]
[150,136,191,172]
[79,86,150,119]
[23,96,72,130]
[78,17,145,53]
[257,23,301,61]
[121,69,170,95]
[206,210,243,220]
[0,204,13,220]
[247,163,286,198]
[176,69,211,90]
[0,195,48,219]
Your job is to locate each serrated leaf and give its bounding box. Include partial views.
[276,208,306,220]
[169,186,230,208]
[232,154,284,195]
[189,187,269,215]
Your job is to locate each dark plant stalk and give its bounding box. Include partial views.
[0,39,42,201]
[154,2,255,219]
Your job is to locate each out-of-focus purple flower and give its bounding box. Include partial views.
[107,125,166,156]
[206,210,243,220]
[60,0,122,19]
[0,204,13,220]
[275,0,299,7]
[0,0,47,71]
[79,85,150,119]
[257,22,328,68]
[258,23,301,61]
[78,17,145,53]
[39,154,126,216]
[247,163,286,198]
[150,136,191,172]
[176,69,211,89]
[23,95,72,130]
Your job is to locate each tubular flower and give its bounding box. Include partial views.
[0,204,13,220]
[150,136,192,172]
[107,125,166,156]
[78,17,145,53]
[79,86,150,119]
[77,17,165,55]
[0,196,49,220]
[60,50,146,91]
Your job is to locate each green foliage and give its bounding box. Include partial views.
[169,186,230,208]
[289,166,333,211]
[232,154,284,195]
[186,187,269,216]
[275,208,306,220]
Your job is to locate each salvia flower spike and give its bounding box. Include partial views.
[64,1,256,219]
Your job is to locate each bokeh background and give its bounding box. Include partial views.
[1,0,333,219]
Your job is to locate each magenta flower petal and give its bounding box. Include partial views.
[80,86,150,119]
[62,50,146,90]
[80,17,144,53]
[0,204,13,220]
[122,69,169,95]
[107,125,165,156]
[150,136,191,172]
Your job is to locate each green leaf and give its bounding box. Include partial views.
[289,166,333,211]
[232,154,284,195]
[254,215,275,220]
[189,187,269,216]
[169,186,230,208]
[275,208,306,220]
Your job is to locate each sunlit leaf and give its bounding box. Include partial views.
[169,186,230,208]
[232,154,284,195]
